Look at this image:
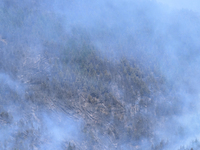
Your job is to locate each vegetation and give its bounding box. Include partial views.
[0,0,200,149]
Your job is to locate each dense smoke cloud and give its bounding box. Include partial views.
[0,0,200,149]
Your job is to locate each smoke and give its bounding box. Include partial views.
[156,0,200,13]
[0,0,200,149]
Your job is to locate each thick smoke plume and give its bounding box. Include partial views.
[0,0,200,149]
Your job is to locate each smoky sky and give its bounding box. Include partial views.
[157,0,200,13]
[0,0,200,150]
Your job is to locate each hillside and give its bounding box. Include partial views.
[0,0,200,150]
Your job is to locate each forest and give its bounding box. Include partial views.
[0,0,200,149]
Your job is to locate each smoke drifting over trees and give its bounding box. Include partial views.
[0,0,200,149]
